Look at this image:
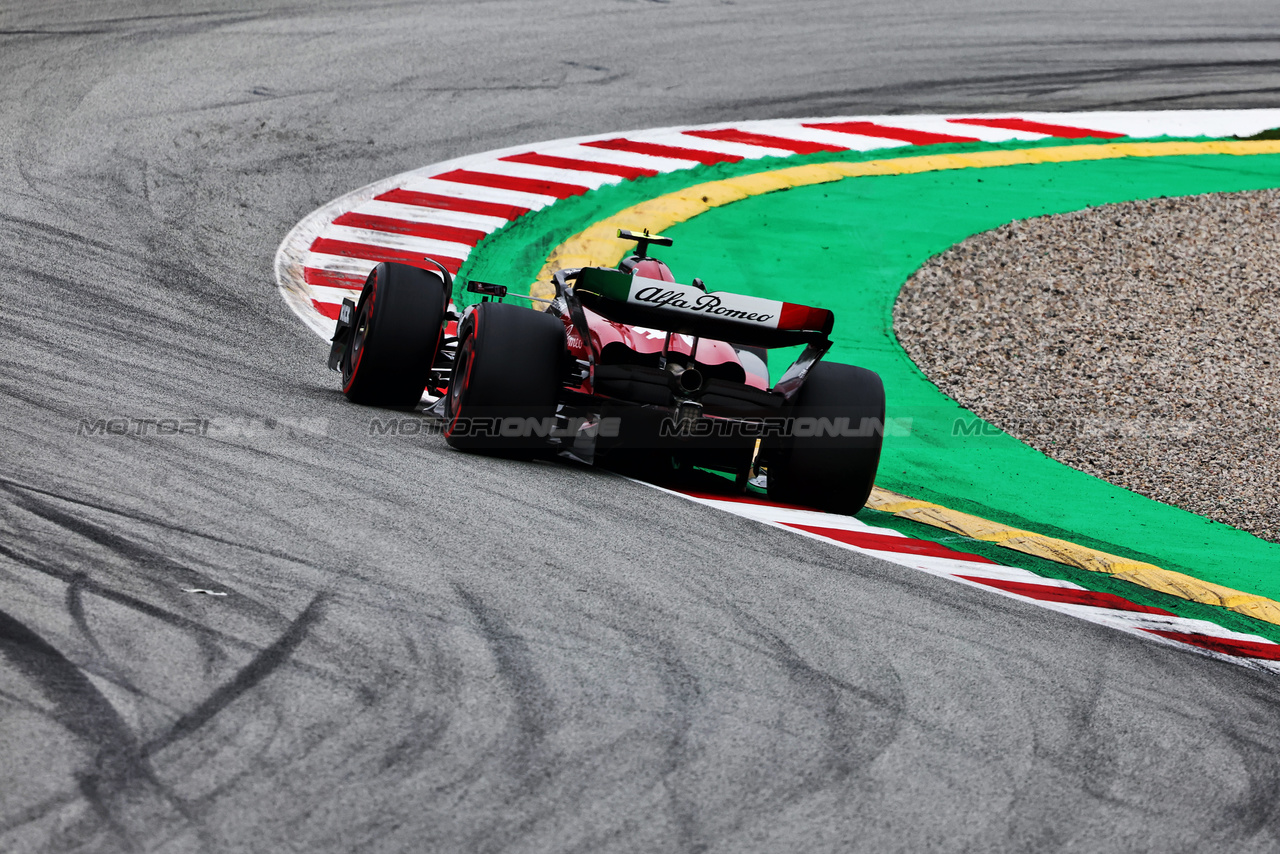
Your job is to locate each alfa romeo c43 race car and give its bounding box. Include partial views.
[327,231,885,514]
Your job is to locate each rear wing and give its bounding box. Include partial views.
[571,267,833,349]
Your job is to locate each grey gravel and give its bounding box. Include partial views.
[895,190,1280,543]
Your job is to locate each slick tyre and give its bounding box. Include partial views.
[342,262,449,407]
[444,302,566,454]
[767,362,885,515]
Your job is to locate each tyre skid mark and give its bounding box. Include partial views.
[645,482,1280,675]
[0,484,345,693]
[141,593,327,756]
[0,540,252,655]
[2,483,294,639]
[0,592,326,846]
[0,791,82,838]
[724,601,904,782]
[65,573,153,699]
[0,606,190,850]
[453,584,551,784]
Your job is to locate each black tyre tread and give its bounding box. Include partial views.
[343,263,447,407]
[768,361,885,515]
[444,302,566,453]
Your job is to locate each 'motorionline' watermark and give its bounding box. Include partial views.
[79,417,210,436]
[77,416,330,439]
[369,416,622,438]
[72,412,1220,444]
[659,416,913,439]
[950,416,1207,439]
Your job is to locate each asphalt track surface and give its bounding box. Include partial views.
[6,2,1280,851]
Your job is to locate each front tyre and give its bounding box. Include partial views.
[767,362,885,515]
[444,302,567,454]
[341,262,448,407]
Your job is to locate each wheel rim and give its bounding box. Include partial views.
[342,297,372,388]
[445,332,475,433]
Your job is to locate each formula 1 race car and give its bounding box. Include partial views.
[327,230,885,514]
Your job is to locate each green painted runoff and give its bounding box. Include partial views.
[657,153,1280,601]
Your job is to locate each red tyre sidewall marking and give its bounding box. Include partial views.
[445,311,479,438]
[341,268,377,395]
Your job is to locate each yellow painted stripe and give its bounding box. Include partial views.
[530,139,1280,299]
[531,137,1280,625]
[865,487,1280,625]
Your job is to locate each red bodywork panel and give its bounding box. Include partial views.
[561,258,768,394]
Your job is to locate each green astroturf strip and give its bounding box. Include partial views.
[456,140,1280,621]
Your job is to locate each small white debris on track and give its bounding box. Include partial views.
[895,189,1280,543]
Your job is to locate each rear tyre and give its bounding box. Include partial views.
[342,262,448,407]
[444,302,567,454]
[767,362,884,515]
